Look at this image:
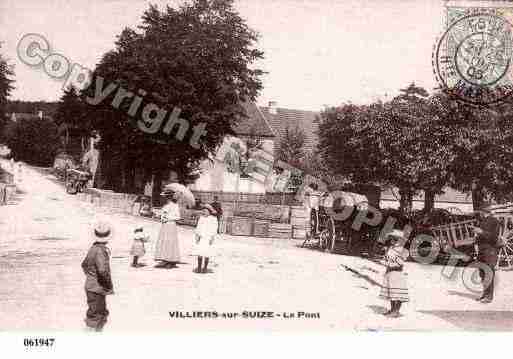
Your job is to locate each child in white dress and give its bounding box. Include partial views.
[130,226,149,267]
[193,205,219,273]
[379,230,409,318]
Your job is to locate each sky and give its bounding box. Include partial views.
[0,0,447,111]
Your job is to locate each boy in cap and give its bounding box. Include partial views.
[81,220,114,331]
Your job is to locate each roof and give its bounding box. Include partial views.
[231,102,276,138]
[381,187,472,204]
[259,106,320,153]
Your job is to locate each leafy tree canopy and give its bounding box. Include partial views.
[316,84,513,212]
[5,117,60,166]
[54,87,87,129]
[276,125,306,168]
[81,0,264,189]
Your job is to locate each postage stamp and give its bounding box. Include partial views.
[434,7,513,105]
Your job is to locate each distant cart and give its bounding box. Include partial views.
[425,204,513,270]
[302,191,370,253]
[65,168,91,194]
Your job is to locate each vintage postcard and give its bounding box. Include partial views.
[1,0,513,353]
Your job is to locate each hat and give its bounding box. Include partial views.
[93,221,112,243]
[160,190,175,197]
[134,226,146,240]
[386,229,405,240]
[201,204,217,215]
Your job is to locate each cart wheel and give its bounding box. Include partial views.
[496,232,513,271]
[319,225,328,250]
[310,209,318,239]
[325,217,336,253]
[66,181,77,194]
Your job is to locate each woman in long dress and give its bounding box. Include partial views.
[154,191,181,268]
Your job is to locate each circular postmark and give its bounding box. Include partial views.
[434,11,513,105]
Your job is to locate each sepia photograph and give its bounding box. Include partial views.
[1,0,513,355]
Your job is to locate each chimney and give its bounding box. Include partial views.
[38,110,43,120]
[268,101,278,115]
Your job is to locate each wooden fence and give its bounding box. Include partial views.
[191,190,302,206]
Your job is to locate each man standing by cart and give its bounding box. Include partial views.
[82,144,99,188]
[304,183,321,239]
[473,206,501,304]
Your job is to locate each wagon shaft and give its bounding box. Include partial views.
[429,204,513,270]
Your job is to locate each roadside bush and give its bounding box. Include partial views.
[5,117,60,167]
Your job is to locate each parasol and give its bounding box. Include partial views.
[162,183,195,206]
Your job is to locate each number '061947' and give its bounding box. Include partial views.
[23,338,55,347]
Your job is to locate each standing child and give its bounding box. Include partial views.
[81,221,114,331]
[379,230,409,318]
[130,226,149,267]
[193,204,219,273]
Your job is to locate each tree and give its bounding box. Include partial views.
[5,116,60,166]
[447,101,513,208]
[54,87,85,127]
[318,83,513,214]
[54,87,89,154]
[0,44,15,143]
[395,82,429,102]
[317,85,458,214]
[82,0,264,193]
[317,103,384,189]
[276,125,305,168]
[389,83,433,212]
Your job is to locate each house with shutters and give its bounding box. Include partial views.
[191,101,321,193]
[191,101,276,193]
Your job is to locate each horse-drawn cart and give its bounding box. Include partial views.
[65,168,91,194]
[301,190,513,269]
[418,204,513,270]
[301,191,371,254]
